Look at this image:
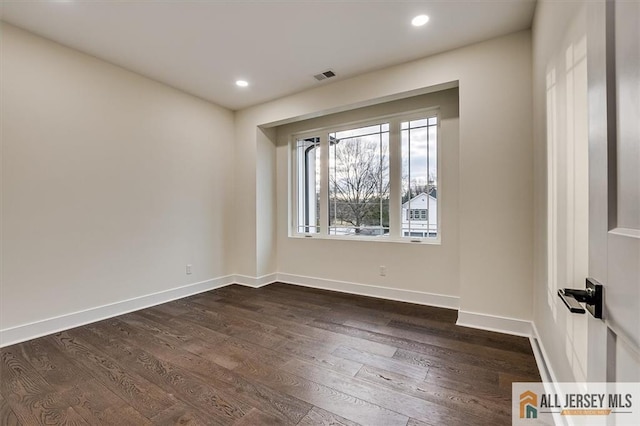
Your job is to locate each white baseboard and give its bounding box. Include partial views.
[0,275,235,348]
[0,273,455,348]
[530,321,559,383]
[456,310,533,337]
[233,273,278,288]
[531,321,566,426]
[275,272,460,310]
[1,272,541,355]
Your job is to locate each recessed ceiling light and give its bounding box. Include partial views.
[235,80,249,87]
[411,15,430,27]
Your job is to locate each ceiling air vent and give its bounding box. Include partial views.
[313,70,337,81]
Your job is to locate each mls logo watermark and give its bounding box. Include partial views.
[520,390,538,419]
[513,382,640,425]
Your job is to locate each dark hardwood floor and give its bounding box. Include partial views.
[0,283,540,425]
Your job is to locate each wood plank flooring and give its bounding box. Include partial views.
[0,283,540,425]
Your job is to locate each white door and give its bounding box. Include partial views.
[586,0,640,382]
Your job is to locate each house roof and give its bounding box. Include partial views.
[402,191,437,209]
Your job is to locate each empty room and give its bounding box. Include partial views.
[1,0,639,425]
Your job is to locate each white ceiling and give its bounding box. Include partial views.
[0,0,536,111]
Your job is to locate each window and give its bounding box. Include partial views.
[295,136,320,234]
[329,124,389,236]
[292,110,439,241]
[407,209,428,220]
[402,117,438,238]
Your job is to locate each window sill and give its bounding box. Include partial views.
[289,234,442,245]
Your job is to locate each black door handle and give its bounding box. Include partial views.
[558,288,587,313]
[557,278,603,319]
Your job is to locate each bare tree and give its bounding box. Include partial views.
[329,137,389,234]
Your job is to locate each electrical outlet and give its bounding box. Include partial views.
[186,264,192,275]
[379,265,386,277]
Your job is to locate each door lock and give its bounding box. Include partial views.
[557,278,603,319]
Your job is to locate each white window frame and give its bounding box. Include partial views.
[290,108,441,244]
[291,132,326,235]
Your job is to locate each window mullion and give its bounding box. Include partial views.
[319,133,329,235]
[388,120,401,239]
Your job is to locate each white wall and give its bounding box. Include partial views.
[256,126,278,277]
[1,24,235,337]
[275,90,459,299]
[235,30,533,322]
[1,22,535,344]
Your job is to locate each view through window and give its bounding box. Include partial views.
[401,117,438,238]
[293,110,438,241]
[329,124,390,236]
